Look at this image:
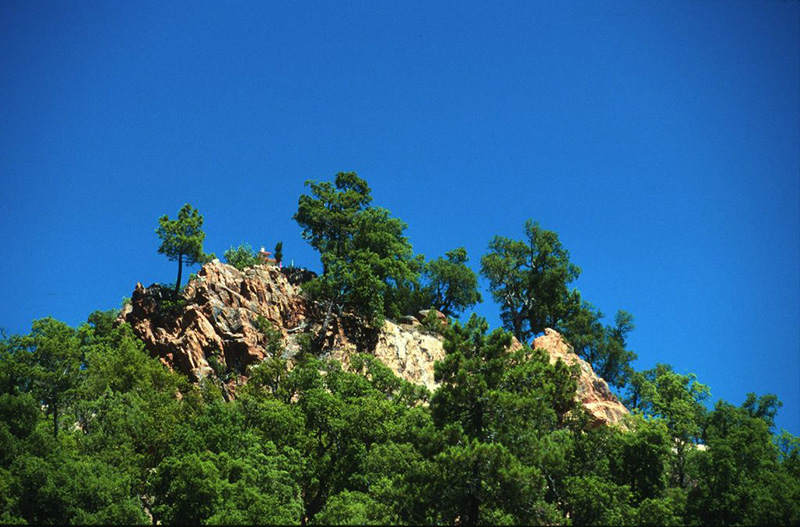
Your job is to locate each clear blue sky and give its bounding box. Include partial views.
[1,1,798,434]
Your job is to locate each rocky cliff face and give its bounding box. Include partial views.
[326,319,447,392]
[121,260,629,425]
[121,261,311,383]
[532,329,630,427]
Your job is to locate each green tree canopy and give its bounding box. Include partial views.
[1,308,798,525]
[17,318,83,438]
[625,364,710,488]
[742,392,782,431]
[430,314,578,524]
[293,172,420,327]
[224,243,260,271]
[687,398,800,526]
[156,203,209,295]
[421,247,482,319]
[481,220,581,343]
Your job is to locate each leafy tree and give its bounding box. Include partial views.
[68,318,194,510]
[148,446,303,525]
[18,318,84,438]
[625,364,709,488]
[481,220,581,342]
[156,203,209,295]
[431,315,514,442]
[0,332,30,396]
[358,433,439,524]
[0,466,25,524]
[11,452,149,525]
[148,452,222,524]
[610,416,672,504]
[247,316,291,400]
[430,315,576,525]
[434,439,560,526]
[294,172,420,327]
[419,308,448,335]
[776,429,800,478]
[207,448,303,526]
[687,398,800,526]
[239,342,433,524]
[312,490,394,525]
[563,475,635,526]
[224,243,260,271]
[742,392,782,431]
[635,491,686,527]
[0,392,41,467]
[421,247,482,318]
[342,201,419,322]
[85,308,119,340]
[561,303,637,389]
[274,240,284,266]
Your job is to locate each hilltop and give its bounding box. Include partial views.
[1,172,797,525]
[120,259,630,427]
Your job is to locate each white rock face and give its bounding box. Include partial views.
[328,320,446,392]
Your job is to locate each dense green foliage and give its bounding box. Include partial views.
[561,305,637,389]
[1,311,797,525]
[420,247,482,318]
[156,203,211,294]
[2,175,798,525]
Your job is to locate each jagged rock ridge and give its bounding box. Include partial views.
[121,260,629,425]
[122,261,310,383]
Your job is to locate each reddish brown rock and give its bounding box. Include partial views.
[121,260,310,381]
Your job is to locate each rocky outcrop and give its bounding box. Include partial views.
[122,260,628,425]
[327,319,447,391]
[533,329,630,427]
[122,261,311,382]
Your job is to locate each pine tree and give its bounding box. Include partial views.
[156,204,208,295]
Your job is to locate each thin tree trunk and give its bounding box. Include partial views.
[174,254,183,296]
[513,312,524,343]
[317,298,334,349]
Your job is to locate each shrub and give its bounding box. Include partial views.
[224,244,260,271]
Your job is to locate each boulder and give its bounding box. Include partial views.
[416,309,448,325]
[399,315,421,327]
